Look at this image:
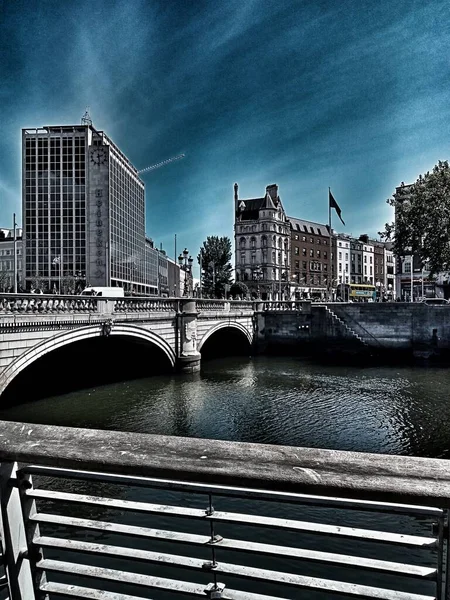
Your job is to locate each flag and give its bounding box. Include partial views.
[329,190,345,226]
[52,256,61,265]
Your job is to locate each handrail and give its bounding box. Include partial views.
[326,304,386,348]
[1,420,450,507]
[0,420,448,599]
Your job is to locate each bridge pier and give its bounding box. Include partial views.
[177,299,201,373]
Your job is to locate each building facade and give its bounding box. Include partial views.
[0,228,22,292]
[335,233,350,286]
[22,123,160,294]
[234,183,290,300]
[289,218,330,299]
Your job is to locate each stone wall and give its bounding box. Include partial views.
[258,303,450,359]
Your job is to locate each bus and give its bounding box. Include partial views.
[335,283,377,302]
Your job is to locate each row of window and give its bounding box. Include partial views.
[294,248,328,258]
[293,235,328,245]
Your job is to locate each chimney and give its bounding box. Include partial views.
[234,183,239,201]
[266,184,278,202]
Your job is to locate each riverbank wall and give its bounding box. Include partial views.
[256,302,450,361]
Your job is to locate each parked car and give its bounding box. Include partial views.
[421,298,449,305]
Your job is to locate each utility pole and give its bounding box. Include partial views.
[13,213,17,293]
[199,250,202,298]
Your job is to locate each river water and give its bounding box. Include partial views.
[1,356,448,598]
[2,355,450,459]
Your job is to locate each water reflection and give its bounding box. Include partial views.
[2,355,450,459]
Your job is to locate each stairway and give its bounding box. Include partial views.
[325,306,368,347]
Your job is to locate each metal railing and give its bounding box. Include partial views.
[0,420,450,599]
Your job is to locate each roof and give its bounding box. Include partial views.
[288,217,330,237]
[238,197,266,212]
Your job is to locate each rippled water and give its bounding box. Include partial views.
[3,355,450,458]
[2,357,448,598]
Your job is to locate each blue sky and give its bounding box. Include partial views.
[1,0,449,275]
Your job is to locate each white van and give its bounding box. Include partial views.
[80,287,124,297]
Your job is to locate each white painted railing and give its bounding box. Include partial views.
[0,421,449,599]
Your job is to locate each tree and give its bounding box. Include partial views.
[230,281,249,300]
[198,236,233,298]
[380,161,450,275]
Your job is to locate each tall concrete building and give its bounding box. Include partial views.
[22,121,159,294]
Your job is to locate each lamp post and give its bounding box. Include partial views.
[178,248,193,296]
[253,267,263,299]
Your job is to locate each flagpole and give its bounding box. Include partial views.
[328,188,332,302]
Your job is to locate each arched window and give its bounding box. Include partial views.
[240,237,246,249]
[250,237,256,249]
[278,237,282,248]
[261,236,267,247]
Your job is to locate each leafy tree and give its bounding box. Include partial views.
[198,236,233,298]
[380,161,450,275]
[230,281,249,299]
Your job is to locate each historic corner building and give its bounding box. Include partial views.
[234,183,396,301]
[234,183,290,301]
[22,122,165,294]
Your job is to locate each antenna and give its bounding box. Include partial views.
[81,107,92,126]
[138,154,185,175]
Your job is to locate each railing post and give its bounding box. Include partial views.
[177,298,201,373]
[0,462,36,599]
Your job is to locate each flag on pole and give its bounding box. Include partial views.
[329,190,345,226]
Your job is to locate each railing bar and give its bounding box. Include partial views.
[27,490,438,547]
[36,557,436,600]
[20,466,443,516]
[38,560,292,600]
[32,513,437,579]
[41,581,153,600]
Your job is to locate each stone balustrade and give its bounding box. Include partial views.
[0,294,98,314]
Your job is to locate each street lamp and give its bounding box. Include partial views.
[253,267,263,298]
[178,248,193,296]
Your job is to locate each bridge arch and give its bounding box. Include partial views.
[0,323,176,397]
[198,322,253,353]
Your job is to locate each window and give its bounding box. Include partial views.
[240,253,245,264]
[302,248,306,256]
[317,250,320,258]
[294,247,299,255]
[294,234,299,240]
[309,249,314,257]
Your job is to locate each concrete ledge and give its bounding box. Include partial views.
[1,420,450,507]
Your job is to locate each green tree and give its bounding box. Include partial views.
[380,161,450,275]
[198,236,233,298]
[230,281,249,299]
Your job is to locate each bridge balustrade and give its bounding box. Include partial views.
[0,294,98,314]
[0,420,449,599]
[112,297,179,313]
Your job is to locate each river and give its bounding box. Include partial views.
[2,355,450,459]
[1,356,448,599]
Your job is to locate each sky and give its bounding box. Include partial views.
[1,0,449,276]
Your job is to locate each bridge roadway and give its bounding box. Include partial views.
[0,294,256,397]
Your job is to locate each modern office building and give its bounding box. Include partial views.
[22,120,159,294]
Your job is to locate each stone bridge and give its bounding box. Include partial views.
[0,295,256,397]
